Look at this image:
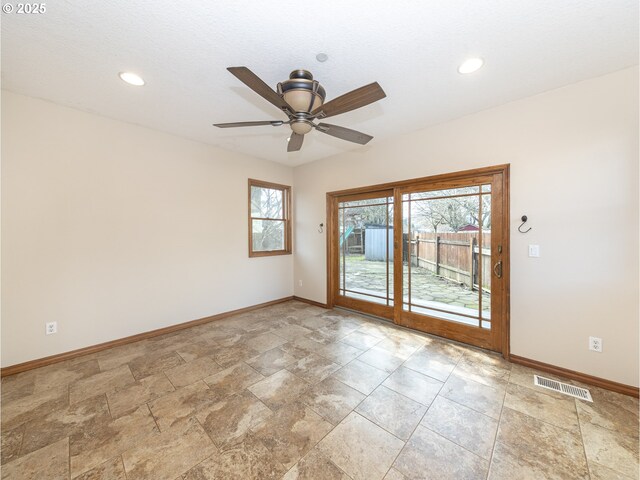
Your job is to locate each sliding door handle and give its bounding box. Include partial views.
[493,260,503,278]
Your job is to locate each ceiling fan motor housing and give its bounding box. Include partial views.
[278,69,326,114]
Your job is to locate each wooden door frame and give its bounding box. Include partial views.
[326,164,511,359]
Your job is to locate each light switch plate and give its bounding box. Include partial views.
[528,245,540,257]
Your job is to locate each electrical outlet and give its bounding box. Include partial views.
[46,322,57,335]
[528,245,540,257]
[298,280,303,287]
[589,336,602,352]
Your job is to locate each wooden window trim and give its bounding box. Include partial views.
[248,179,292,257]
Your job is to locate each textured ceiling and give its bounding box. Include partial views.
[2,1,638,166]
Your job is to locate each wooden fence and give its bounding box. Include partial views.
[408,231,491,290]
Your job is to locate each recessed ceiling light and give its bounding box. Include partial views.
[316,53,329,63]
[119,72,145,86]
[458,58,484,74]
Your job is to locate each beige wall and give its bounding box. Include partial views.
[293,67,639,387]
[1,91,294,367]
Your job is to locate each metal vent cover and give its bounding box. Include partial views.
[533,375,593,402]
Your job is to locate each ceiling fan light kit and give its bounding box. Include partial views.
[214,66,386,152]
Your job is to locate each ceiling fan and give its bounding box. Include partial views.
[214,67,386,152]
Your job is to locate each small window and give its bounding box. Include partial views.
[248,179,292,257]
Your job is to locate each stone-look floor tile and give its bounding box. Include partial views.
[589,461,636,480]
[356,386,427,440]
[394,425,488,480]
[462,347,511,367]
[198,327,244,346]
[584,383,639,416]
[122,417,216,480]
[1,437,69,480]
[453,354,510,389]
[576,385,639,440]
[1,373,35,404]
[441,373,504,419]
[175,341,219,363]
[106,372,175,418]
[128,351,185,380]
[489,407,589,480]
[248,370,310,410]
[375,336,423,360]
[283,448,350,480]
[421,396,498,460]
[286,354,341,384]
[271,324,314,341]
[145,331,197,351]
[69,364,135,404]
[252,402,333,470]
[1,385,69,430]
[314,324,356,343]
[341,331,382,350]
[383,366,443,406]
[182,433,287,480]
[316,341,364,365]
[243,332,288,353]
[196,390,273,448]
[246,348,297,376]
[1,424,25,465]
[504,382,579,431]
[279,337,325,359]
[164,356,222,388]
[320,314,365,331]
[203,361,264,399]
[402,345,460,382]
[306,329,344,345]
[148,380,219,431]
[384,467,408,479]
[72,456,127,480]
[20,395,110,456]
[580,419,639,479]
[297,315,335,331]
[298,305,329,316]
[70,404,159,477]
[213,344,260,368]
[357,347,405,373]
[30,359,101,394]
[357,322,392,339]
[300,376,366,425]
[96,342,153,372]
[332,360,389,395]
[317,412,404,480]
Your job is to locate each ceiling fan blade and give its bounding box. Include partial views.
[316,123,373,145]
[227,67,293,114]
[312,82,386,119]
[213,120,283,128]
[287,133,304,152]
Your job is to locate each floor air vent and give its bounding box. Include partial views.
[533,375,593,402]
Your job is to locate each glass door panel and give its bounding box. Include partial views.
[336,193,394,316]
[402,182,494,331]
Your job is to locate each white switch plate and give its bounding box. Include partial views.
[528,245,540,257]
[46,322,57,335]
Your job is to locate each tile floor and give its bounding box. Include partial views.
[1,300,638,479]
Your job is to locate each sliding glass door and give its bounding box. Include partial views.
[329,167,509,353]
[396,173,505,350]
